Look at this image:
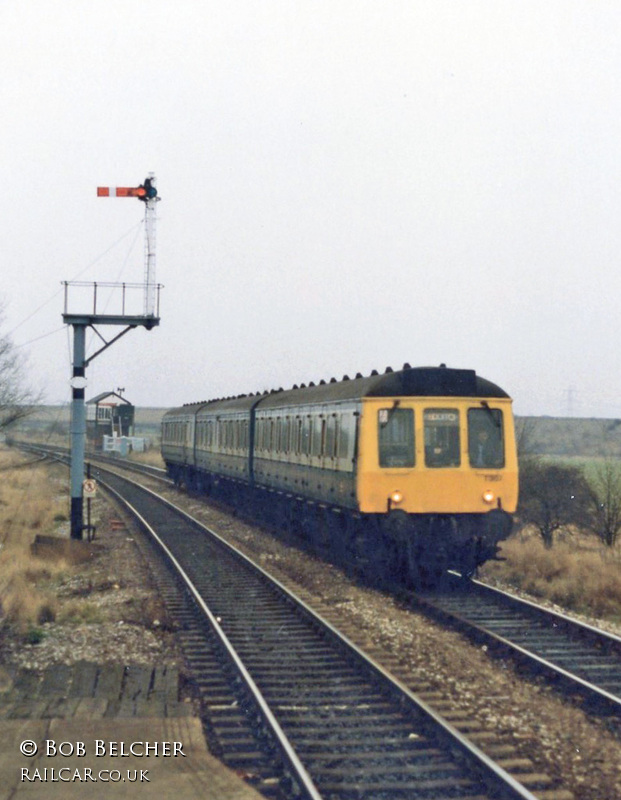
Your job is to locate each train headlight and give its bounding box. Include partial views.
[482,489,495,504]
[391,490,403,504]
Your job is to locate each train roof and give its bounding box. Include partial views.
[162,365,509,420]
[163,395,258,418]
[258,366,509,408]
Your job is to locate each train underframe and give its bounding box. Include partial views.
[167,462,513,588]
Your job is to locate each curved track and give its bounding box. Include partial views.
[18,442,621,724]
[117,449,621,722]
[94,462,538,800]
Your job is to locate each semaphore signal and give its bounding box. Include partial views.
[96,175,158,200]
[62,173,162,540]
[97,174,160,316]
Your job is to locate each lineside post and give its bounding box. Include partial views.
[69,324,87,539]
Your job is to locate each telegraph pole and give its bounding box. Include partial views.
[63,175,162,539]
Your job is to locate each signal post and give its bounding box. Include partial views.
[63,174,162,539]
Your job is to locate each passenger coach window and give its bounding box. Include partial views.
[468,408,504,468]
[378,408,415,468]
[424,409,460,467]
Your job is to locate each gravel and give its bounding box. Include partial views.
[2,469,620,800]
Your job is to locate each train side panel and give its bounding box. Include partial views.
[161,408,197,474]
[195,407,252,483]
[252,401,359,508]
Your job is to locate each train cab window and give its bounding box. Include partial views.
[378,408,415,468]
[468,407,504,468]
[424,409,460,467]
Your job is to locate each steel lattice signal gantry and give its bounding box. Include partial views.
[63,174,163,539]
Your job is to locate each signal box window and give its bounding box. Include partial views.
[468,408,504,468]
[378,408,415,468]
[424,409,460,467]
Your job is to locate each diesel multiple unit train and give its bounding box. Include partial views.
[161,364,518,584]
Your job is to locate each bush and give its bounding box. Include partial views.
[586,459,621,547]
[482,535,621,621]
[518,459,591,548]
[23,627,46,645]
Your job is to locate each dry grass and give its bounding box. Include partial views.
[481,529,621,622]
[128,447,165,468]
[55,599,104,625]
[0,448,72,633]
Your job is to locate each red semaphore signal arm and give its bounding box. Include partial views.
[97,176,157,201]
[97,186,147,198]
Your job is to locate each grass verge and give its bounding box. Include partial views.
[0,448,72,633]
[480,530,621,623]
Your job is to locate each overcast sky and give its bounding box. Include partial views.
[2,1,620,417]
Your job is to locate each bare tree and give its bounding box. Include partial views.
[587,459,621,547]
[515,416,539,461]
[0,308,42,432]
[518,460,591,548]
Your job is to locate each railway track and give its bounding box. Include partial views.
[111,451,621,722]
[13,443,619,794]
[411,577,621,719]
[17,442,621,722]
[90,461,542,799]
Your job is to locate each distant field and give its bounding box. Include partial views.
[14,406,166,438]
[520,416,621,457]
[21,405,166,424]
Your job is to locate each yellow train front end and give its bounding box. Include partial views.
[357,394,518,578]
